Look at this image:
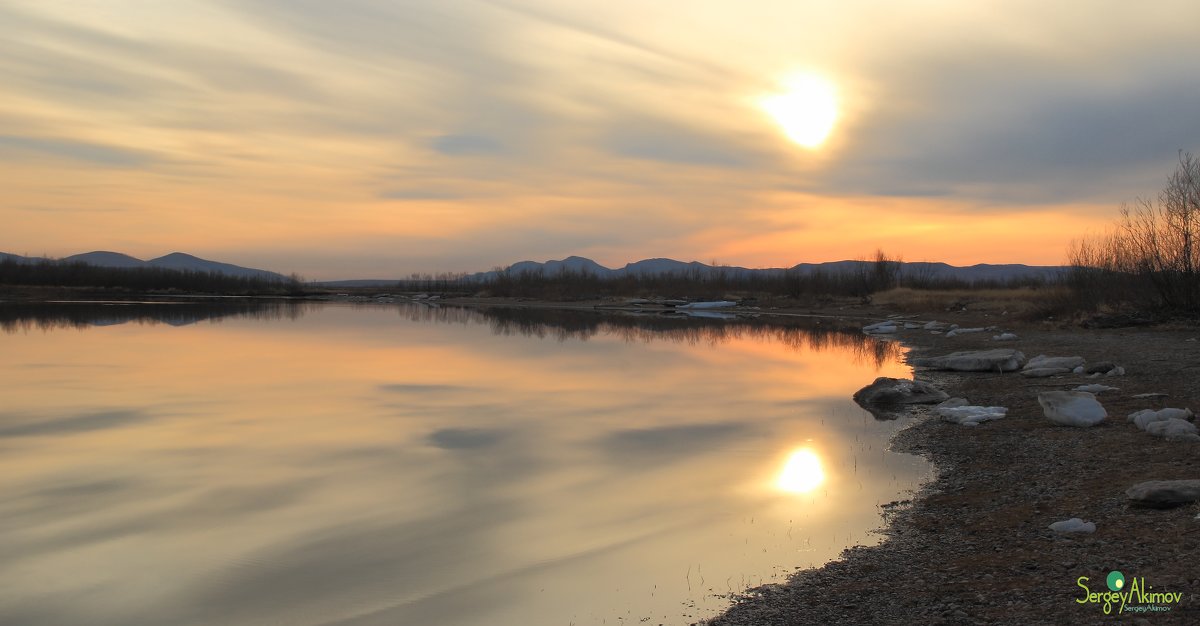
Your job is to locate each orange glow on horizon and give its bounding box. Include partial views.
[5,190,1114,277]
[693,193,1117,269]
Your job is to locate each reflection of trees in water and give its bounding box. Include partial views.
[0,300,319,334]
[400,304,904,367]
[3,301,903,367]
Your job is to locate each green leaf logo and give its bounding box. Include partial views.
[1107,571,1125,592]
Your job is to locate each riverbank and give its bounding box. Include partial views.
[706,310,1200,624]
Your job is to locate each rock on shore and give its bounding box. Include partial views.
[853,377,949,406]
[1126,479,1200,507]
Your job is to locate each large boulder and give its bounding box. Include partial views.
[911,349,1026,372]
[853,377,949,406]
[1126,479,1200,507]
[1038,391,1107,427]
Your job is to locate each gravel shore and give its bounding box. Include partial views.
[706,316,1200,625]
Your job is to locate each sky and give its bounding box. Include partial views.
[3,0,1200,280]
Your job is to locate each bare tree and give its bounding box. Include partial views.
[1069,151,1200,312]
[871,249,902,292]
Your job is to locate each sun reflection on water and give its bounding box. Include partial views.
[777,448,825,494]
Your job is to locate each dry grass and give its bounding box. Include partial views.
[869,286,1067,318]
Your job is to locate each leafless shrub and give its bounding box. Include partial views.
[1068,152,1200,315]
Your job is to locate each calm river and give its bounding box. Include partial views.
[0,301,930,625]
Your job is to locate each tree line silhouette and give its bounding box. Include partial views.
[458,251,1047,302]
[0,258,302,295]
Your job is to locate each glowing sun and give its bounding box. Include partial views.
[760,73,839,149]
[777,448,825,493]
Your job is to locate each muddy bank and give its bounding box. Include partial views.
[708,317,1200,625]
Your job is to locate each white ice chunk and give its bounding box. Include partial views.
[1025,355,1086,371]
[1021,367,1072,378]
[993,333,1019,341]
[912,349,1026,372]
[1074,384,1119,393]
[676,301,736,310]
[935,401,1007,425]
[1038,391,1107,427]
[682,310,736,319]
[1145,418,1200,442]
[1128,408,1194,430]
[1048,518,1096,533]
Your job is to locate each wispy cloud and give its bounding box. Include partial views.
[0,409,150,438]
[0,135,163,167]
[430,134,507,156]
[2,0,1199,275]
[601,116,767,167]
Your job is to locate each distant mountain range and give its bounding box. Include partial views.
[0,251,288,282]
[319,255,1067,287]
[1,250,1068,286]
[468,255,1068,284]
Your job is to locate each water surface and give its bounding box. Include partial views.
[0,302,930,625]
